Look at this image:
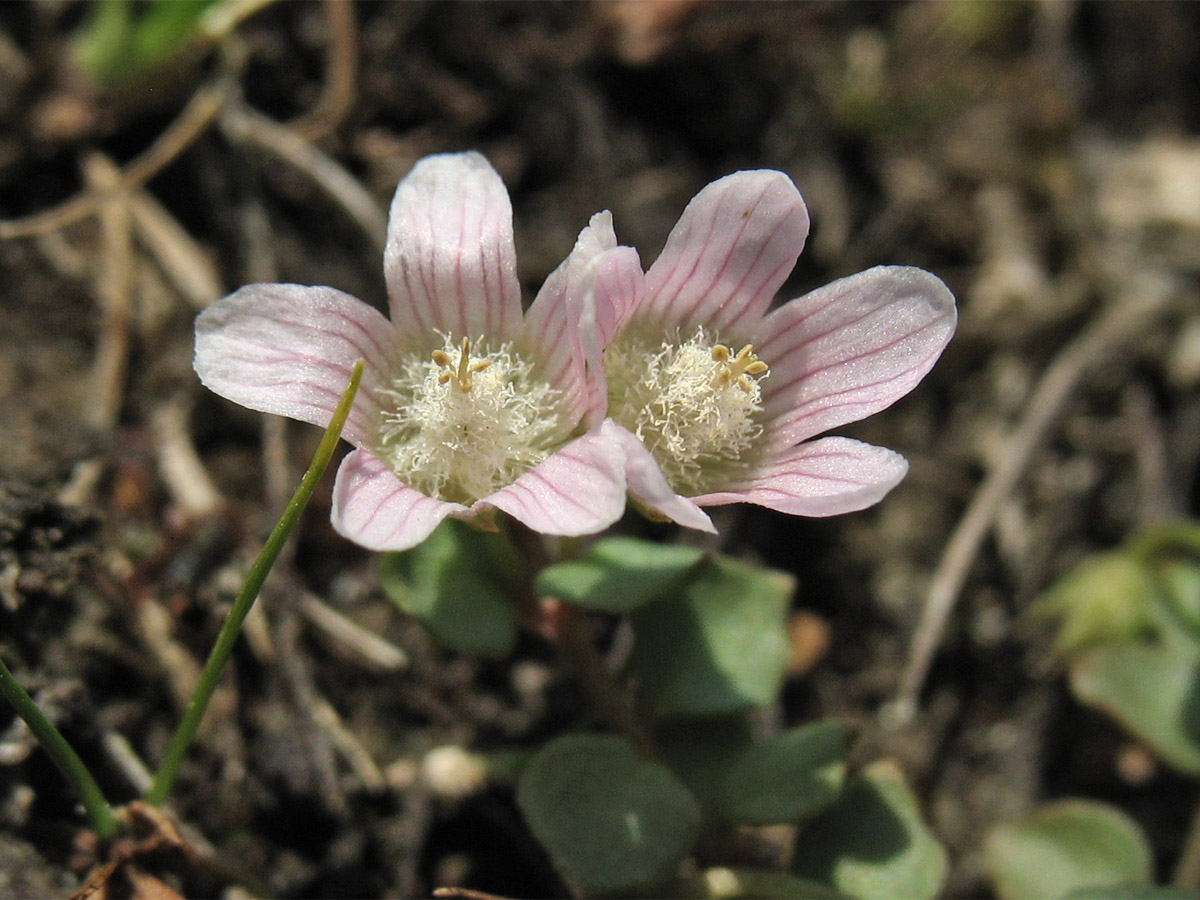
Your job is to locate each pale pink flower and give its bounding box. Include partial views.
[594,170,957,532]
[195,152,638,551]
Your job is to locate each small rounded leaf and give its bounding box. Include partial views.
[516,733,701,896]
[1029,552,1158,656]
[1069,642,1200,774]
[985,799,1153,900]
[791,760,946,900]
[627,555,793,719]
[1156,556,1200,640]
[658,716,755,817]
[723,721,850,825]
[535,537,706,614]
[378,519,518,658]
[1065,886,1200,900]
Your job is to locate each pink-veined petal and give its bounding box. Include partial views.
[583,245,645,426]
[331,449,468,551]
[601,421,716,533]
[193,284,397,445]
[591,242,645,351]
[479,430,626,536]
[524,212,620,426]
[640,170,808,340]
[693,437,908,516]
[383,152,522,344]
[756,266,956,451]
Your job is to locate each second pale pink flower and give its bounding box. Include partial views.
[593,169,957,532]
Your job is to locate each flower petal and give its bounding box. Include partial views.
[640,170,808,340]
[331,449,468,551]
[693,437,908,516]
[524,212,636,427]
[756,266,956,451]
[582,245,645,425]
[194,284,397,445]
[479,429,627,536]
[383,152,522,344]
[601,421,716,533]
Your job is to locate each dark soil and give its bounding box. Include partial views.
[2,2,1200,897]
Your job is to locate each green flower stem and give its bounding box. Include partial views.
[0,653,121,839]
[145,359,363,807]
[506,524,658,759]
[553,602,660,760]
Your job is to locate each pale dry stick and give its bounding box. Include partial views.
[198,0,276,39]
[262,417,294,525]
[102,730,155,796]
[1121,382,1177,522]
[202,0,356,141]
[270,607,351,816]
[127,188,225,309]
[288,0,359,142]
[0,20,30,85]
[0,79,232,241]
[136,596,207,714]
[308,689,387,794]
[888,272,1181,726]
[57,461,107,510]
[220,100,388,253]
[296,591,410,673]
[58,155,138,509]
[32,229,91,279]
[83,153,136,432]
[151,399,224,520]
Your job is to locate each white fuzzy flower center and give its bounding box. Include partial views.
[606,327,768,495]
[375,335,563,505]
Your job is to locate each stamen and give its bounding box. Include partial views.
[432,336,491,392]
[376,335,565,504]
[711,343,769,392]
[605,328,768,496]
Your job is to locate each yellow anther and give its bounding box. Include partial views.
[711,343,768,391]
[432,336,486,392]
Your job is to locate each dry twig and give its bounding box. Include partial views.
[289,0,359,141]
[127,189,225,309]
[151,400,224,520]
[220,100,387,252]
[297,591,410,673]
[83,154,135,432]
[888,273,1180,725]
[0,79,233,241]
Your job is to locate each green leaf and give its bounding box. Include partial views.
[627,555,793,719]
[1069,640,1200,774]
[535,537,706,614]
[791,760,947,900]
[1029,552,1159,656]
[658,716,755,816]
[516,733,701,896]
[74,0,220,86]
[722,721,850,825]
[1155,556,1200,641]
[671,867,848,899]
[378,519,518,658]
[1065,886,1200,900]
[985,799,1153,900]
[73,0,134,82]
